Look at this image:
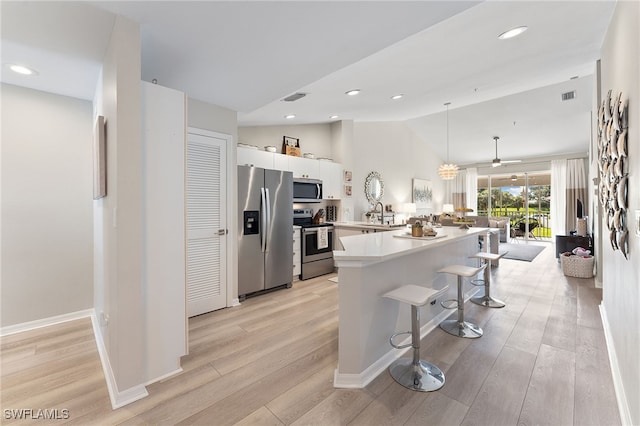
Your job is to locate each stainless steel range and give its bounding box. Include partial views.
[293,209,335,280]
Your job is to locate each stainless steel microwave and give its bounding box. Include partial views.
[293,178,322,203]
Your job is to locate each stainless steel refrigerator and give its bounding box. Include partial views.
[238,165,293,298]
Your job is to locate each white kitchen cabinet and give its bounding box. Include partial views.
[293,226,301,279]
[287,155,320,179]
[273,152,289,171]
[319,161,342,200]
[237,146,274,169]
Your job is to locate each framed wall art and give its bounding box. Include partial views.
[412,178,432,209]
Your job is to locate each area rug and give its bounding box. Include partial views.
[499,243,545,262]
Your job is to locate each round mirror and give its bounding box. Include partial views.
[364,171,384,204]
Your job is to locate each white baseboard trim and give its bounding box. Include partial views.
[229,298,241,307]
[145,367,183,386]
[599,304,632,426]
[334,308,452,388]
[1,309,94,336]
[90,314,149,409]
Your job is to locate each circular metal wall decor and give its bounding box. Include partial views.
[365,171,384,205]
[597,89,629,259]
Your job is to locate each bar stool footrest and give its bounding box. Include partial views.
[470,279,486,286]
[389,331,413,349]
[440,299,458,310]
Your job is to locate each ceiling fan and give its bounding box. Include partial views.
[491,136,522,167]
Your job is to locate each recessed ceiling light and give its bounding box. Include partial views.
[330,115,339,119]
[285,114,296,119]
[8,64,38,75]
[391,94,404,100]
[345,89,360,96]
[498,26,528,40]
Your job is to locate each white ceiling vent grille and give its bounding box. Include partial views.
[282,92,307,102]
[561,91,576,101]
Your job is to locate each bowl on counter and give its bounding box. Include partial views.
[303,153,315,159]
[264,146,277,152]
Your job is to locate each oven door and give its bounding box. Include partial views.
[301,227,334,262]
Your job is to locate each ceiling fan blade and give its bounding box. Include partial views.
[501,159,522,164]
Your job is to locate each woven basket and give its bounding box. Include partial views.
[561,254,594,278]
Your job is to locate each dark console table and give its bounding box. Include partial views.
[555,235,593,258]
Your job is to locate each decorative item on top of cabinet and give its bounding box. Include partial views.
[283,136,301,157]
[597,90,629,259]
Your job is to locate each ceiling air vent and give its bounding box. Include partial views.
[282,92,307,102]
[561,91,576,101]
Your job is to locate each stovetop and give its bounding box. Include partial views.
[297,222,333,228]
[293,208,333,228]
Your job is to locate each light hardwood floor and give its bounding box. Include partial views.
[1,243,621,425]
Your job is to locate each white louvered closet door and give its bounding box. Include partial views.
[186,132,227,317]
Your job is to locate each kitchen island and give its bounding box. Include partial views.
[332,226,487,388]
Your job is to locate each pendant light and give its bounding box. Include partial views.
[438,102,459,180]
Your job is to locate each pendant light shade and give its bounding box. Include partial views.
[438,102,458,180]
[438,163,459,180]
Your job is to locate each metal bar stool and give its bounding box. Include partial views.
[438,264,487,338]
[383,284,449,392]
[469,252,506,308]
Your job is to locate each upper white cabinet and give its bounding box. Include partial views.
[237,147,341,191]
[237,147,274,169]
[319,161,341,200]
[287,155,320,179]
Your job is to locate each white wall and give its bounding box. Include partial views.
[238,120,446,222]
[351,121,446,219]
[239,123,333,159]
[1,84,93,326]
[599,2,640,424]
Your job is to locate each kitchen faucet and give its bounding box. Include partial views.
[374,201,384,224]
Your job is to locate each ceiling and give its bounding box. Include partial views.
[1,1,616,166]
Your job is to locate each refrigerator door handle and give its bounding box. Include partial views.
[265,187,272,253]
[260,187,267,252]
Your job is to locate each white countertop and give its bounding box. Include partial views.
[333,226,487,266]
[331,221,406,231]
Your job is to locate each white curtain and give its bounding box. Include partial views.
[566,159,588,233]
[551,159,567,236]
[465,167,478,214]
[451,169,467,210]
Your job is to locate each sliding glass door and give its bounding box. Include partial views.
[477,172,551,242]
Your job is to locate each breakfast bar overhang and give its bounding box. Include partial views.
[332,227,490,388]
